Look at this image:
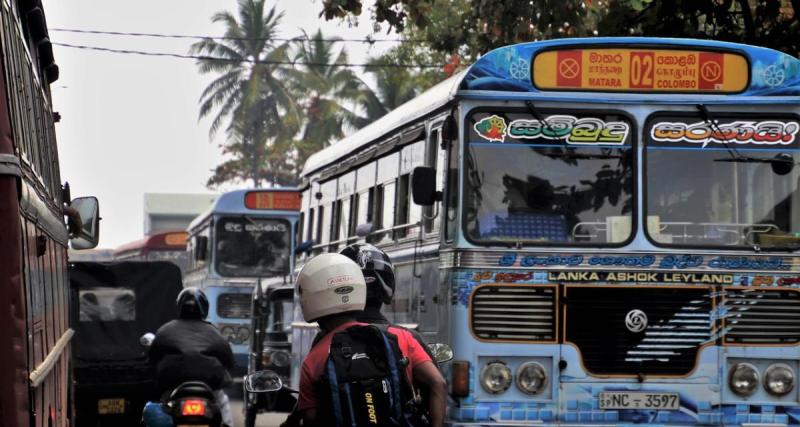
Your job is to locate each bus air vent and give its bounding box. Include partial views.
[217,293,252,319]
[469,285,556,342]
[722,288,800,345]
[565,286,711,376]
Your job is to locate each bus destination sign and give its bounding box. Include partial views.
[533,48,749,93]
[244,191,302,211]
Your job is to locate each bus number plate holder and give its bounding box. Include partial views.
[598,391,679,410]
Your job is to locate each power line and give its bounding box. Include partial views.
[50,27,417,44]
[51,42,443,69]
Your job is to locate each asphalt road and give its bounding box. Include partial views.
[229,398,289,427]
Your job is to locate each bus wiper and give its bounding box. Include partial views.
[757,242,800,252]
[547,153,623,160]
[696,104,743,161]
[525,100,559,137]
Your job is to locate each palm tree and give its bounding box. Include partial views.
[286,30,366,171]
[353,55,421,126]
[190,0,299,187]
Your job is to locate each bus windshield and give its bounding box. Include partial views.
[646,114,800,249]
[215,216,291,277]
[464,110,634,245]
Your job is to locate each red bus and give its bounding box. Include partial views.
[114,231,189,273]
[0,2,100,426]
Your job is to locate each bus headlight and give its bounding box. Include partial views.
[480,362,512,394]
[516,362,547,395]
[764,363,794,396]
[220,326,236,343]
[235,326,250,344]
[272,350,290,368]
[729,363,759,396]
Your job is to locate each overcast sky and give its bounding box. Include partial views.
[43,0,393,249]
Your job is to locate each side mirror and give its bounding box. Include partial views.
[355,223,373,238]
[140,332,155,348]
[295,240,314,255]
[427,343,454,364]
[245,370,283,393]
[195,236,208,261]
[411,166,440,206]
[441,114,458,143]
[69,197,100,250]
[772,153,794,176]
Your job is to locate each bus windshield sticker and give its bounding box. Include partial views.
[471,111,632,146]
[473,115,507,142]
[650,119,800,148]
[533,48,749,93]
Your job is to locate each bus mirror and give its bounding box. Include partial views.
[295,240,314,255]
[355,223,373,238]
[441,115,457,143]
[195,236,208,261]
[772,153,794,176]
[412,166,440,206]
[69,197,100,250]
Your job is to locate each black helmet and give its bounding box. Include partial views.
[177,287,209,320]
[340,243,395,305]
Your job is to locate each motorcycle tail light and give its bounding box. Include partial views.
[452,361,470,397]
[181,399,207,416]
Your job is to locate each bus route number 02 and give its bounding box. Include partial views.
[630,52,654,89]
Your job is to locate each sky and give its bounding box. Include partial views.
[42,0,394,249]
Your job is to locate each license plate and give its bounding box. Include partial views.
[97,398,126,414]
[598,391,679,410]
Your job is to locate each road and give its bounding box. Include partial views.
[229,398,289,426]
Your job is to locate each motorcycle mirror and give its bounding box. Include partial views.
[140,333,155,348]
[245,370,283,393]
[427,343,454,364]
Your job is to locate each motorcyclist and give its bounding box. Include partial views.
[147,287,235,427]
[282,244,443,426]
[294,253,446,427]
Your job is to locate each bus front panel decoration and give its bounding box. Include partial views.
[291,37,800,427]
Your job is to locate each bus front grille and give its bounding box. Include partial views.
[469,285,556,342]
[722,288,800,345]
[217,293,251,318]
[565,286,711,376]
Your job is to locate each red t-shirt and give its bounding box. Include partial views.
[297,321,432,411]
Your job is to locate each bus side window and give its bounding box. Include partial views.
[307,208,315,243]
[397,141,425,239]
[319,180,336,251]
[376,152,399,243]
[444,137,459,243]
[355,162,377,239]
[371,184,385,243]
[315,206,325,254]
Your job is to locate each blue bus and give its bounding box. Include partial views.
[293,38,800,425]
[184,189,301,372]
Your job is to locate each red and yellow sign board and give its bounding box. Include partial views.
[163,232,188,247]
[533,48,749,93]
[244,191,301,211]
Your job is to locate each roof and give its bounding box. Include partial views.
[301,70,466,176]
[143,193,218,216]
[301,37,800,177]
[188,188,301,231]
[113,230,188,255]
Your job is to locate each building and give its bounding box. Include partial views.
[143,193,218,235]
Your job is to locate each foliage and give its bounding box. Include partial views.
[319,0,799,58]
[191,0,300,188]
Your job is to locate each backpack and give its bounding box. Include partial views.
[320,324,418,427]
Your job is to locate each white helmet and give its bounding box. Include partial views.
[296,253,366,322]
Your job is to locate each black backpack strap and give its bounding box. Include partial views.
[326,357,347,426]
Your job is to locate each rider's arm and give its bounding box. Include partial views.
[413,360,447,427]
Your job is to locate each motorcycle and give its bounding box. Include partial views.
[139,333,228,427]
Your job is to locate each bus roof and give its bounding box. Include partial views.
[301,37,800,178]
[113,231,188,255]
[187,188,301,231]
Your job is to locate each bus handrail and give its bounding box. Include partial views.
[29,329,74,388]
